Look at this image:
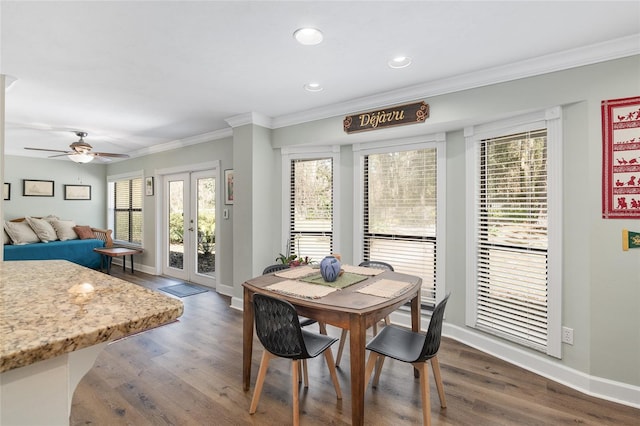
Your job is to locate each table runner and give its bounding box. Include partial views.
[357,278,412,298]
[274,265,316,279]
[341,264,386,275]
[300,272,369,289]
[265,279,338,299]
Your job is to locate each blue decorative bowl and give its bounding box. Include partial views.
[320,256,341,282]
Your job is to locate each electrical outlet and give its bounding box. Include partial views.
[562,326,574,345]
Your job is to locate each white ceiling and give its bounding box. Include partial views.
[2,1,639,161]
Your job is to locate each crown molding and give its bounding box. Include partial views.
[28,34,631,161]
[3,75,17,91]
[272,34,640,129]
[130,128,233,158]
[224,112,273,129]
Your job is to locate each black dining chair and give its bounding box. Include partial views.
[262,264,317,326]
[261,263,289,275]
[364,293,451,426]
[359,260,395,332]
[249,293,342,426]
[262,263,318,385]
[359,260,395,272]
[334,260,395,367]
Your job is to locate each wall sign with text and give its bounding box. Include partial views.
[602,96,640,219]
[344,101,429,134]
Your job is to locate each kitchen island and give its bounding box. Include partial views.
[0,260,184,425]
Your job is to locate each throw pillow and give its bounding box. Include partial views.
[3,229,11,245]
[43,214,60,224]
[4,221,40,245]
[51,219,78,241]
[25,216,58,243]
[73,225,96,240]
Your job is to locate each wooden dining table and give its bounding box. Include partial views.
[242,265,422,426]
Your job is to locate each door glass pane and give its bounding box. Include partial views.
[169,180,184,270]
[196,177,216,276]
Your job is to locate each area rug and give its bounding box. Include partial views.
[159,283,208,298]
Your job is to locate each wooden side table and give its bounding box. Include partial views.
[93,247,144,274]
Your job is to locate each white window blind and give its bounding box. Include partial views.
[364,148,437,305]
[113,177,143,244]
[289,158,333,260]
[476,129,549,351]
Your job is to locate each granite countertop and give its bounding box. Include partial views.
[0,260,184,373]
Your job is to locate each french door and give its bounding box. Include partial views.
[163,170,217,287]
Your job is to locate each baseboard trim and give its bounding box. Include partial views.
[112,262,234,298]
[163,284,640,409]
[216,283,234,298]
[104,259,155,275]
[230,296,243,312]
[446,323,639,409]
[390,309,639,409]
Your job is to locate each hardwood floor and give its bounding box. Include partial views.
[71,270,639,425]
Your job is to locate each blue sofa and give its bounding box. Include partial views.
[4,222,113,269]
[4,238,108,269]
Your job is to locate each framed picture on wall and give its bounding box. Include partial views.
[23,179,54,197]
[64,184,91,200]
[3,183,10,200]
[145,176,154,196]
[224,169,234,205]
[602,96,640,219]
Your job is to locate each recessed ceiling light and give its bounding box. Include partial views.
[293,28,323,45]
[388,56,412,69]
[304,82,323,92]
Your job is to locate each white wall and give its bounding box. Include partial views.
[105,136,233,284]
[3,56,638,405]
[267,56,640,400]
[3,156,107,226]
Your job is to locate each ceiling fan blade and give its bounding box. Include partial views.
[24,133,130,160]
[24,147,71,154]
[92,152,130,158]
[92,156,113,163]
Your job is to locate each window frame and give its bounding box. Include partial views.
[281,146,341,259]
[465,107,563,358]
[107,170,144,247]
[353,134,447,307]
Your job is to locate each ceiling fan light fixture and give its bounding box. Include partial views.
[293,28,323,45]
[25,131,127,161]
[68,153,94,163]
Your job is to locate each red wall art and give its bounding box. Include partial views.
[602,96,640,219]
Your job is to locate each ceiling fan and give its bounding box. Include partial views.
[24,131,130,163]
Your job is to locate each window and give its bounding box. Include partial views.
[465,108,562,357]
[355,135,446,307]
[108,172,143,245]
[282,147,340,261]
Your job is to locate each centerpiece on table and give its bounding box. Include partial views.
[276,253,312,267]
[300,254,367,289]
[319,254,342,282]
